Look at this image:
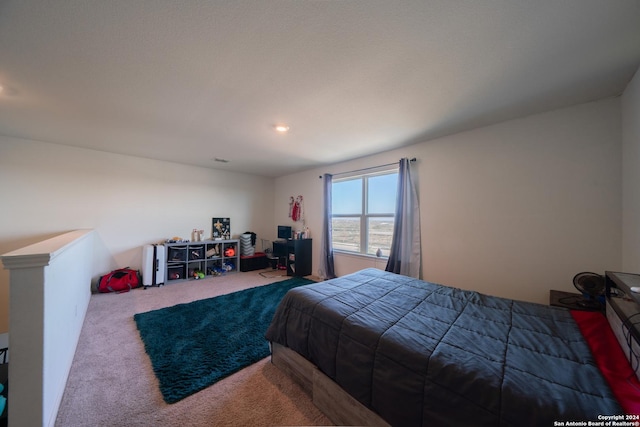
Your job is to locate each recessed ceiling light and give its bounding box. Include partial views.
[273,124,290,133]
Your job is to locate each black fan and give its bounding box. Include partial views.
[572,272,605,309]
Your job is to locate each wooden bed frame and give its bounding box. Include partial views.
[270,342,391,427]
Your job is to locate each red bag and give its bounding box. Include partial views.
[97,268,141,293]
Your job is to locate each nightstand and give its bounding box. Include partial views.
[549,290,604,311]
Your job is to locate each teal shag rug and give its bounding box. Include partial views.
[134,277,314,403]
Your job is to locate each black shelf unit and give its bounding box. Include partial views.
[273,238,312,277]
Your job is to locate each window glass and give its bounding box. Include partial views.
[367,217,394,256]
[331,217,360,252]
[367,174,397,214]
[331,169,397,256]
[332,179,362,215]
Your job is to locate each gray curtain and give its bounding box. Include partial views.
[319,173,336,279]
[385,158,421,278]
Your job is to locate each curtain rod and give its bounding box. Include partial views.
[319,157,416,179]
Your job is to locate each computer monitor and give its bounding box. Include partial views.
[277,225,292,240]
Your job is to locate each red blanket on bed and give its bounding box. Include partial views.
[572,310,640,415]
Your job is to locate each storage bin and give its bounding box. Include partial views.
[189,245,204,260]
[167,246,187,262]
[167,265,185,281]
[240,252,268,272]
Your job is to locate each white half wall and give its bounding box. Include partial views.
[1,229,94,427]
[275,98,622,304]
[0,137,275,333]
[622,67,640,271]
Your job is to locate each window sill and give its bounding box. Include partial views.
[333,250,388,261]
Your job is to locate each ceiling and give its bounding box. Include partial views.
[1,1,639,177]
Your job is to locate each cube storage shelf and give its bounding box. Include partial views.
[165,239,239,283]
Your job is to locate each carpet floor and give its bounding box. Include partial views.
[54,270,332,426]
[134,277,314,403]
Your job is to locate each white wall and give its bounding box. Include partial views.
[275,98,622,304]
[0,137,275,333]
[0,93,627,319]
[622,67,640,271]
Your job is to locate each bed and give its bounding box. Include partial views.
[265,268,640,426]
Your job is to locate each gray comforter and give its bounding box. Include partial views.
[265,268,622,426]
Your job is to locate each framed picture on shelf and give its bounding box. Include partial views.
[212,217,230,240]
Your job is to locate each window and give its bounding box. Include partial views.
[331,168,398,256]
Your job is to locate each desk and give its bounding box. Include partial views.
[273,239,312,277]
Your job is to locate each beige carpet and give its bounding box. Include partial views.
[55,270,332,426]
